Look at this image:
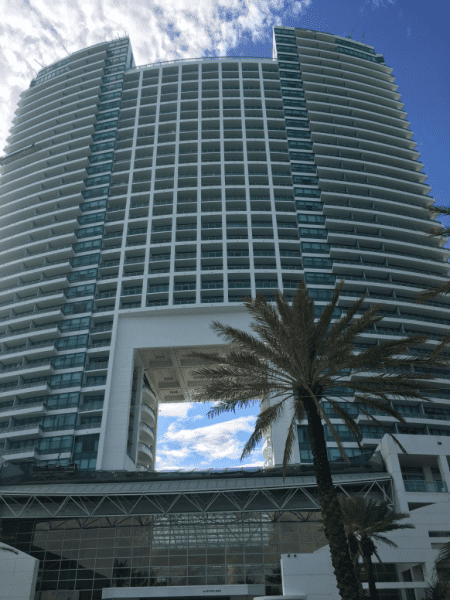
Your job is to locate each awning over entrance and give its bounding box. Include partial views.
[102,584,266,599]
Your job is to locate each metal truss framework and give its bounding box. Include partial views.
[0,476,393,521]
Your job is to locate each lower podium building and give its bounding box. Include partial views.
[0,434,449,600]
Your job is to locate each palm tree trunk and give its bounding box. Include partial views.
[348,534,366,599]
[362,549,378,600]
[302,396,364,600]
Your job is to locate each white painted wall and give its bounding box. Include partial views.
[98,305,257,470]
[0,543,38,600]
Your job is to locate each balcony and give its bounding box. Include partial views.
[85,361,109,372]
[139,421,155,445]
[138,441,153,467]
[2,445,40,461]
[141,402,156,426]
[0,422,43,440]
[0,400,48,418]
[403,479,448,493]
[79,401,104,413]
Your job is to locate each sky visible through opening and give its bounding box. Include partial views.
[0,0,448,470]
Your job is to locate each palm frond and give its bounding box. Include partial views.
[428,206,450,216]
[281,414,299,474]
[240,398,287,459]
[370,534,399,548]
[434,541,450,579]
[416,282,450,303]
[427,224,450,238]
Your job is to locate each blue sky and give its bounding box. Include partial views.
[0,0,448,470]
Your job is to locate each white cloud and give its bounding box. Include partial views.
[0,0,313,154]
[157,414,261,468]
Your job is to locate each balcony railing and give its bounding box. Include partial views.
[403,480,447,493]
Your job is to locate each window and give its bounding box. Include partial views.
[89,152,115,165]
[298,215,325,224]
[284,99,306,108]
[325,423,355,442]
[74,240,102,253]
[282,89,305,98]
[322,400,358,417]
[286,119,309,129]
[361,424,395,438]
[65,285,95,299]
[73,433,99,471]
[281,80,303,89]
[304,257,332,268]
[59,317,91,332]
[424,406,450,419]
[56,335,88,350]
[292,164,316,174]
[68,269,98,282]
[91,141,116,153]
[84,175,111,188]
[280,71,302,80]
[393,404,421,417]
[82,187,109,200]
[430,428,450,437]
[289,141,313,150]
[296,201,323,211]
[81,199,107,212]
[62,301,93,315]
[45,392,79,409]
[91,131,117,144]
[52,354,86,369]
[93,120,118,132]
[308,289,334,301]
[360,564,398,583]
[71,254,100,267]
[301,242,330,253]
[38,435,73,453]
[79,212,106,225]
[299,228,328,239]
[79,416,102,428]
[148,283,169,294]
[305,273,335,284]
[42,413,76,431]
[86,163,113,176]
[285,109,307,118]
[50,372,83,389]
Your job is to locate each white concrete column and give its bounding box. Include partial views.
[379,435,409,513]
[437,448,450,492]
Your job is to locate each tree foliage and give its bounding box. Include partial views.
[190,280,448,476]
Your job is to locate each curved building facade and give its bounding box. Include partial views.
[0,28,449,473]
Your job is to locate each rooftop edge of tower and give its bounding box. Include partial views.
[30,36,131,85]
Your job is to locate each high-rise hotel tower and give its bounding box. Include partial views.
[0,28,449,474]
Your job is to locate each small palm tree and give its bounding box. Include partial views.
[112,559,130,587]
[189,281,450,600]
[431,541,450,587]
[321,495,415,600]
[424,579,450,600]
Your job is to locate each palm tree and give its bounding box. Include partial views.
[421,536,450,600]
[112,559,130,587]
[188,281,450,600]
[424,578,450,600]
[319,495,415,600]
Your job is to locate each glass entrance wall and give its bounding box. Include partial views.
[4,510,327,600]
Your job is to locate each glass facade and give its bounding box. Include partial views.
[4,511,327,599]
